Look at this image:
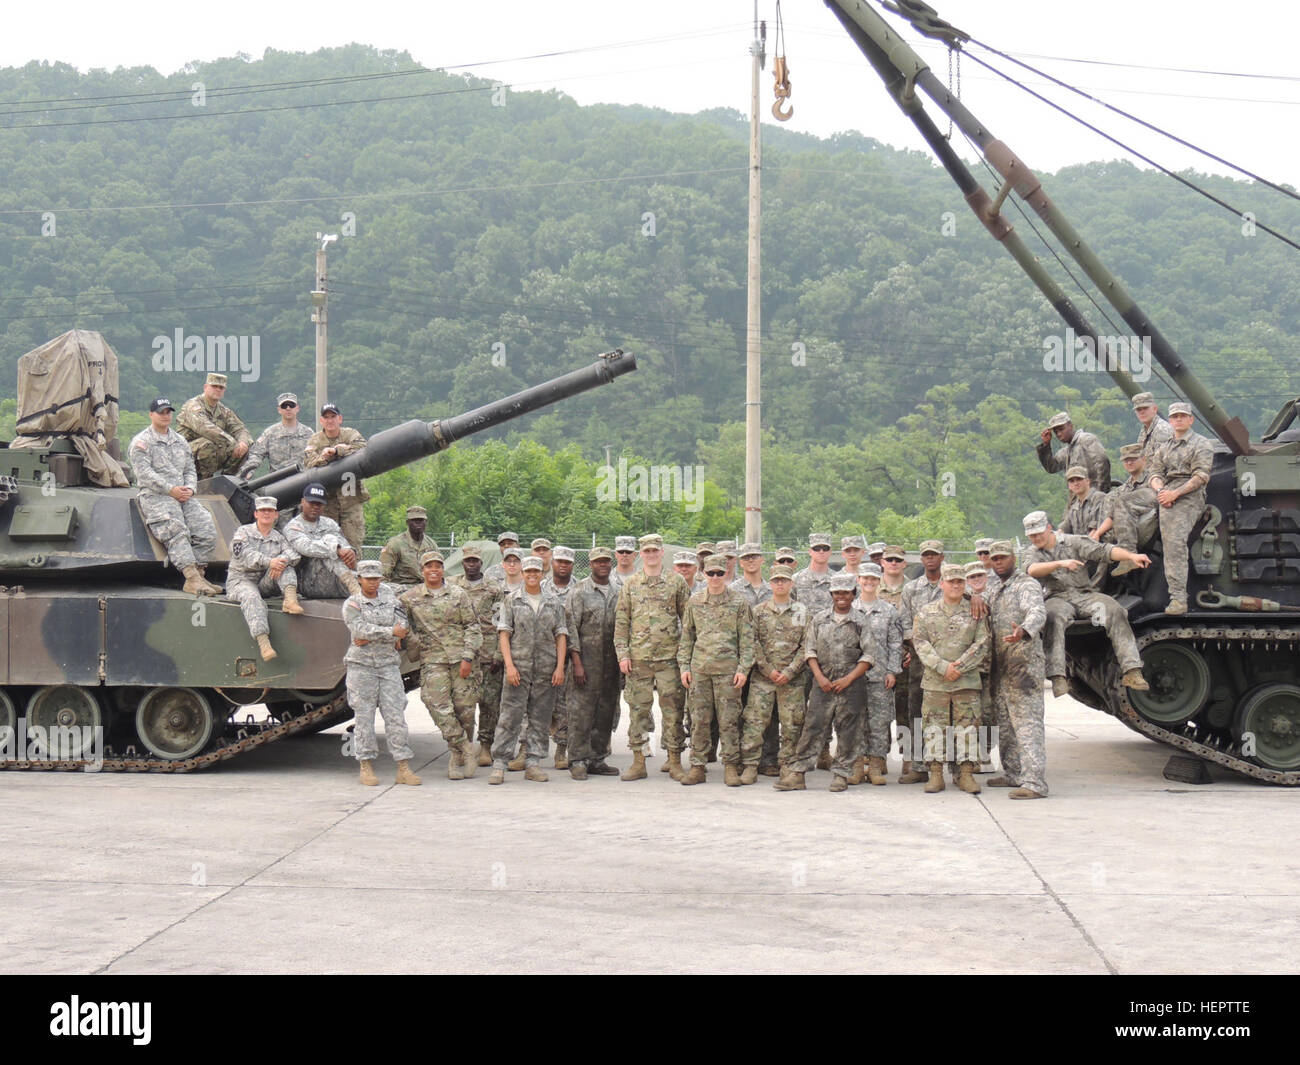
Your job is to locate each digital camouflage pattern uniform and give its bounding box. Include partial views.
[492,587,568,769]
[912,597,989,764]
[380,531,438,592]
[175,394,252,480]
[542,575,577,749]
[1138,415,1174,459]
[304,427,369,550]
[899,574,944,752]
[226,523,300,638]
[565,576,622,768]
[343,588,412,764]
[678,587,757,769]
[879,575,912,753]
[1148,428,1214,605]
[729,576,772,608]
[988,568,1049,795]
[129,425,217,571]
[853,597,903,760]
[1037,428,1111,493]
[792,608,872,779]
[237,420,312,478]
[614,570,691,757]
[401,581,482,748]
[792,568,833,615]
[751,598,808,767]
[1059,487,1107,538]
[450,572,506,750]
[1106,466,1158,551]
[284,512,356,598]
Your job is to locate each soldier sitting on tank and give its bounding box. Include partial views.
[1093,444,1159,574]
[238,392,313,480]
[283,482,362,599]
[175,373,252,480]
[1020,510,1151,699]
[129,396,222,596]
[227,495,305,661]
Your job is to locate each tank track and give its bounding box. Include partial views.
[1087,623,1300,786]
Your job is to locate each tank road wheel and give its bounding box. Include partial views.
[1128,642,1211,726]
[1235,684,1300,771]
[136,688,216,761]
[0,690,16,749]
[25,686,103,760]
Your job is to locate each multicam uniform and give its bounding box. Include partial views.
[988,570,1049,795]
[853,597,903,761]
[129,425,217,571]
[283,512,356,598]
[678,587,757,769]
[492,587,568,770]
[879,576,911,752]
[565,577,622,768]
[237,420,312,478]
[614,571,691,758]
[1148,429,1214,605]
[899,575,944,747]
[450,572,506,751]
[343,589,412,764]
[380,532,438,593]
[400,582,482,748]
[176,394,252,480]
[304,428,369,550]
[1036,429,1111,493]
[226,523,300,639]
[750,598,808,768]
[912,597,989,764]
[792,608,872,780]
[542,576,577,750]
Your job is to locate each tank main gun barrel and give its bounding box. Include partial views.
[228,349,635,522]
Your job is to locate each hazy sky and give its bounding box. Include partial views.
[7,0,1300,186]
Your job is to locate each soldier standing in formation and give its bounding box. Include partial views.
[345,559,420,787]
[449,545,506,768]
[483,532,519,583]
[283,483,362,599]
[897,540,946,782]
[1148,402,1214,615]
[238,392,313,479]
[498,546,525,593]
[714,541,739,584]
[565,547,622,779]
[226,494,303,661]
[851,562,901,786]
[985,540,1050,798]
[612,536,640,587]
[730,543,771,606]
[379,505,437,593]
[878,546,912,779]
[543,545,577,769]
[1037,411,1111,493]
[678,554,757,787]
[840,535,865,577]
[530,538,553,579]
[304,402,368,550]
[176,372,251,480]
[753,565,808,788]
[673,551,703,594]
[401,550,482,781]
[912,564,989,795]
[795,533,836,771]
[963,559,997,770]
[130,397,221,596]
[973,539,995,572]
[1132,391,1174,459]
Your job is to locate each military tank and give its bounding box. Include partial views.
[0,345,636,771]
[826,0,1300,782]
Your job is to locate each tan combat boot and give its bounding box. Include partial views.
[570,763,588,780]
[477,741,493,767]
[829,774,848,792]
[923,762,946,793]
[457,739,478,779]
[773,769,805,791]
[724,763,742,787]
[281,587,305,615]
[395,760,422,786]
[524,765,549,782]
[1009,787,1047,799]
[759,764,780,777]
[448,744,465,781]
[898,760,927,784]
[867,756,888,786]
[1121,669,1150,691]
[739,764,758,785]
[554,743,569,770]
[848,756,866,785]
[816,745,833,771]
[488,767,505,785]
[956,762,982,794]
[1050,676,1069,698]
[359,760,378,786]
[680,764,707,786]
[198,566,223,594]
[986,776,1015,787]
[508,746,527,772]
[341,573,363,597]
[664,749,685,781]
[182,566,221,596]
[255,634,277,661]
[1164,600,1188,615]
[621,749,648,781]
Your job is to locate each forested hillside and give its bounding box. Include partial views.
[2,46,1297,542]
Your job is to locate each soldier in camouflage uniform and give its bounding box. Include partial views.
[304,402,368,550]
[543,545,578,769]
[1021,510,1152,697]
[730,543,771,606]
[852,563,902,785]
[283,482,362,599]
[490,556,568,784]
[878,545,914,778]
[963,560,997,769]
[913,564,990,794]
[776,575,872,792]
[565,547,622,779]
[986,541,1050,798]
[175,373,252,480]
[973,538,995,573]
[345,559,420,787]
[530,538,554,579]
[1037,411,1111,494]
[714,541,739,584]
[753,566,807,787]
[401,551,481,780]
[483,532,520,584]
[678,555,757,786]
[380,505,438,593]
[1095,444,1158,572]
[794,533,836,770]
[1059,466,1107,538]
[614,533,691,781]
[612,535,640,589]
[673,551,704,595]
[840,535,865,577]
[1147,402,1214,614]
[129,397,221,596]
[450,545,506,767]
[897,540,946,782]
[237,392,313,479]
[227,494,303,661]
[1132,391,1174,460]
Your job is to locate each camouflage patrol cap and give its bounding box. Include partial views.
[882,545,906,561]
[1131,391,1157,408]
[589,546,614,562]
[770,565,794,581]
[461,544,483,560]
[695,542,716,555]
[859,562,883,578]
[615,536,638,552]
[841,535,865,550]
[809,533,832,548]
[502,546,523,560]
[276,392,298,406]
[1023,510,1051,535]
[405,505,428,519]
[702,557,727,575]
[964,561,987,578]
[919,539,944,555]
[940,564,967,581]
[672,551,694,565]
[522,556,544,571]
[531,538,552,551]
[419,550,444,567]
[1169,401,1194,417]
[868,542,886,556]
[1047,411,1072,429]
[829,574,856,593]
[774,547,797,562]
[974,538,994,554]
[738,542,764,557]
[639,533,664,550]
[357,560,383,579]
[1120,443,1143,459]
[497,531,519,544]
[1065,465,1090,481]
[205,373,228,387]
[302,482,327,503]
[254,496,279,511]
[552,546,575,562]
[716,540,738,557]
[988,540,1016,558]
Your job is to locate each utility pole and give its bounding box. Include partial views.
[744,8,765,546]
[312,233,337,417]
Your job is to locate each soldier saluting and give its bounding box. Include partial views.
[1037,411,1110,493]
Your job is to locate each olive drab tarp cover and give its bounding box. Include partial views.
[10,329,129,487]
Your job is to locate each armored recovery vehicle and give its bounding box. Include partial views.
[0,341,636,771]
[826,0,1300,782]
